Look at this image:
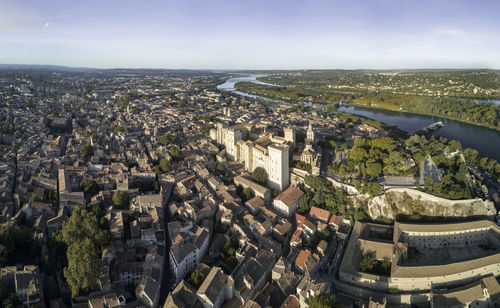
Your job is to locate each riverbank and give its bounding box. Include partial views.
[345,102,500,132]
[252,77,500,132]
[218,74,500,161]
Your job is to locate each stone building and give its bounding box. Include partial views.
[338,220,500,306]
[292,122,321,176]
[212,122,292,190]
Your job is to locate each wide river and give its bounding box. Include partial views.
[218,75,500,161]
[217,74,276,98]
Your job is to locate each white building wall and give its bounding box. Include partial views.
[197,235,210,264]
[268,145,289,191]
[170,249,198,283]
[273,200,290,217]
[217,126,289,191]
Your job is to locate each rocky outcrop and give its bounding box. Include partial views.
[365,187,496,221]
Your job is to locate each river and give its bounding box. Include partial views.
[218,75,500,161]
[337,106,500,161]
[216,74,276,98]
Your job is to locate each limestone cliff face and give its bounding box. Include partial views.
[363,187,496,221]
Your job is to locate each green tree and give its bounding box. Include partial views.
[464,148,479,165]
[359,253,376,272]
[190,270,206,289]
[299,196,311,213]
[424,175,433,191]
[308,294,336,308]
[272,189,280,198]
[64,238,99,297]
[159,132,176,146]
[117,95,129,108]
[170,146,182,161]
[159,158,172,173]
[348,147,367,162]
[366,162,382,178]
[0,224,37,266]
[113,126,130,134]
[55,207,110,297]
[80,178,98,195]
[251,167,268,185]
[112,190,129,209]
[413,179,420,188]
[364,182,382,196]
[80,144,94,157]
[243,187,255,201]
[448,140,462,153]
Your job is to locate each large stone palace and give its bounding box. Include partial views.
[211,121,323,190]
[211,122,292,190]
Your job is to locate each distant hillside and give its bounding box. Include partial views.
[0,64,220,76]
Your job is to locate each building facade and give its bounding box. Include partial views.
[338,220,500,305]
[212,123,292,190]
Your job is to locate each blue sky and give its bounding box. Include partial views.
[1,0,499,69]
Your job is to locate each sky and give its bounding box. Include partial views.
[0,0,499,69]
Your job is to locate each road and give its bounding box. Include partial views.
[320,148,332,176]
[159,182,174,304]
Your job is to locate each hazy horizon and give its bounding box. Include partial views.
[1,0,500,69]
[1,64,500,72]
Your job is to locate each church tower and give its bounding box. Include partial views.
[306,122,315,144]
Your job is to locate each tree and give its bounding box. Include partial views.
[308,294,336,308]
[272,189,280,198]
[170,146,182,161]
[359,253,376,272]
[55,207,110,297]
[299,196,311,213]
[112,190,129,209]
[348,147,367,162]
[56,207,110,252]
[190,270,206,289]
[113,126,130,134]
[64,238,99,297]
[464,148,479,165]
[80,144,94,157]
[370,137,398,152]
[364,182,382,196]
[159,158,172,173]
[424,175,433,191]
[366,162,382,178]
[251,167,268,185]
[448,140,462,153]
[413,179,420,188]
[80,178,98,195]
[216,164,229,177]
[0,224,37,266]
[243,187,254,201]
[117,95,129,108]
[159,133,176,146]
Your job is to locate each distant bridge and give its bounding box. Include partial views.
[409,121,444,135]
